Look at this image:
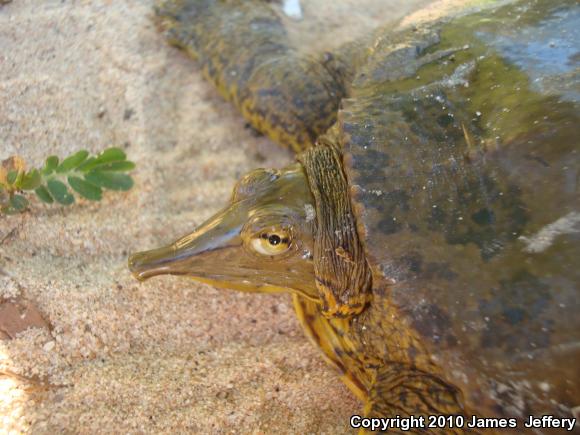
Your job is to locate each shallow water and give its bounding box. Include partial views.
[478,4,580,101]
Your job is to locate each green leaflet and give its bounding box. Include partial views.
[42,156,59,175]
[34,185,54,204]
[20,169,41,190]
[68,176,102,201]
[7,170,18,184]
[10,194,28,211]
[56,150,89,173]
[77,147,127,172]
[85,171,133,191]
[46,179,75,205]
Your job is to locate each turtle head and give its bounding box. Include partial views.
[128,163,319,301]
[129,144,373,318]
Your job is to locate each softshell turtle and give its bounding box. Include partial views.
[129,0,580,431]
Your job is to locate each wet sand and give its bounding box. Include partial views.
[0,0,477,432]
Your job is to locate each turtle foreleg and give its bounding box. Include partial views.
[359,364,479,435]
[155,0,352,152]
[292,296,475,434]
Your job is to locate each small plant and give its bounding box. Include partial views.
[0,147,135,214]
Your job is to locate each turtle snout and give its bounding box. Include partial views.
[128,245,177,281]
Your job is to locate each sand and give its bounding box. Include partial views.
[0,0,473,433]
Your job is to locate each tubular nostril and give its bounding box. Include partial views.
[126,245,180,281]
[127,252,147,280]
[127,252,142,273]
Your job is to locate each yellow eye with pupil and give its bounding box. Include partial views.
[251,231,291,256]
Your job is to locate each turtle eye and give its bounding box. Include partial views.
[251,230,291,256]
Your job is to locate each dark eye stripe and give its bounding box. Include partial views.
[258,232,290,246]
